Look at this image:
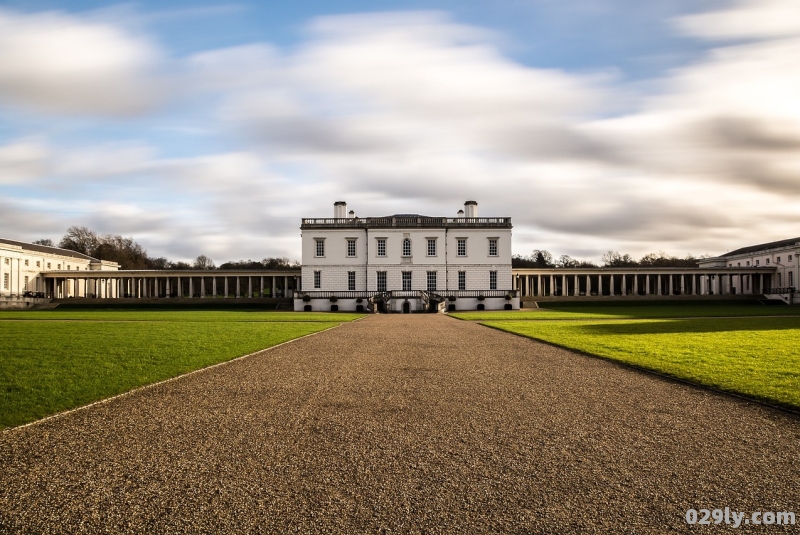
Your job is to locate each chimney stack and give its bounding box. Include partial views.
[348,210,355,219]
[464,200,478,218]
[334,201,347,218]
[457,209,464,216]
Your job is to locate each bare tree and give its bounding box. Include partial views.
[59,226,99,256]
[194,255,215,270]
[32,238,54,246]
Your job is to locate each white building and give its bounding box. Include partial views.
[296,201,520,312]
[0,238,119,308]
[698,237,798,302]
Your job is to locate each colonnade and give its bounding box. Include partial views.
[46,273,301,299]
[513,271,771,298]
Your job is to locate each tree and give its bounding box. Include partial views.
[531,250,555,268]
[59,226,99,256]
[33,238,54,246]
[194,255,215,270]
[601,250,637,267]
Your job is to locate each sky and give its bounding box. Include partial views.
[1,0,799,264]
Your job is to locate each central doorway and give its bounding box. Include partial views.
[402,301,410,313]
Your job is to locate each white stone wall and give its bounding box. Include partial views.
[0,243,96,297]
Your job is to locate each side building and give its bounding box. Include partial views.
[0,238,119,308]
[296,201,520,312]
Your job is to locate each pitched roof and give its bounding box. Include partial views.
[721,237,800,257]
[0,238,98,261]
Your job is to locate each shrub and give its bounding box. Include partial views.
[302,295,311,302]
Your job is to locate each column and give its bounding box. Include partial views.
[176,276,181,298]
[621,275,626,296]
[656,275,661,295]
[225,277,229,298]
[680,275,685,295]
[633,274,638,295]
[550,275,554,296]
[562,275,567,296]
[575,274,579,297]
[610,275,615,296]
[284,276,289,297]
[586,275,591,296]
[645,275,650,295]
[260,276,265,298]
[236,277,241,297]
[249,277,253,298]
[189,277,194,298]
[272,276,276,298]
[669,275,674,296]
[201,277,206,298]
[213,277,217,298]
[598,274,603,296]
[166,277,170,298]
[538,275,543,297]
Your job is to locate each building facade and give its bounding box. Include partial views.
[297,201,520,312]
[0,238,119,308]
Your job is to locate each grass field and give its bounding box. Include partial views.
[0,309,361,429]
[475,303,800,411]
[451,303,800,321]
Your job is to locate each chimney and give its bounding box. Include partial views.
[464,200,477,218]
[348,210,355,219]
[334,201,347,218]
[457,209,464,217]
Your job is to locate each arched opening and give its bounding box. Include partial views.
[402,301,410,313]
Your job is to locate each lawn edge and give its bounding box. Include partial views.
[2,321,346,434]
[479,322,800,418]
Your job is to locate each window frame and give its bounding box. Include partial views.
[347,271,356,291]
[402,271,412,291]
[489,271,498,290]
[426,271,437,291]
[377,271,387,292]
[313,270,321,289]
[376,238,387,257]
[314,239,325,258]
[346,238,357,258]
[402,238,412,257]
[457,238,467,257]
[426,238,436,257]
[458,271,466,290]
[488,238,498,257]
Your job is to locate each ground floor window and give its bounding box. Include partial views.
[490,271,497,290]
[314,271,321,289]
[377,271,387,292]
[458,271,466,290]
[3,273,8,290]
[24,276,29,290]
[427,271,437,292]
[790,271,794,287]
[348,271,356,291]
[402,271,412,291]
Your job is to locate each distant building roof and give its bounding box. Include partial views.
[721,237,800,257]
[0,238,98,261]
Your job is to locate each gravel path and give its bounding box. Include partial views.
[1,314,798,533]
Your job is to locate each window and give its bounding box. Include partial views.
[457,239,466,256]
[402,238,411,257]
[24,259,29,266]
[377,239,386,257]
[458,271,466,290]
[756,260,760,266]
[746,261,750,266]
[67,265,71,270]
[47,263,51,269]
[402,271,412,291]
[377,271,387,291]
[346,239,357,257]
[427,271,437,291]
[57,264,61,269]
[766,259,770,265]
[490,271,497,290]
[36,261,40,267]
[488,239,498,257]
[3,273,7,290]
[314,271,321,289]
[3,258,8,265]
[790,271,794,287]
[777,256,781,263]
[315,239,325,257]
[790,255,793,261]
[737,262,741,267]
[348,271,356,291]
[427,239,436,256]
[24,276,28,290]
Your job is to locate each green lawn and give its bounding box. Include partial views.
[0,310,361,429]
[484,316,800,410]
[451,303,800,321]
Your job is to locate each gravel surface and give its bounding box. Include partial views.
[1,314,798,533]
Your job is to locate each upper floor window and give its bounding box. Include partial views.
[790,255,794,261]
[402,238,411,257]
[315,239,325,257]
[737,262,741,267]
[36,261,40,267]
[457,239,466,257]
[746,261,750,266]
[24,259,29,266]
[427,239,436,257]
[490,271,498,290]
[3,273,8,290]
[347,239,357,257]
[756,260,760,266]
[47,262,51,269]
[314,271,321,289]
[458,271,466,290]
[488,239,498,257]
[766,258,770,265]
[376,238,386,257]
[3,258,8,265]
[348,271,356,291]
[777,256,781,263]
[57,264,61,269]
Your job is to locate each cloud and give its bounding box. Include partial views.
[0,139,50,184]
[675,0,800,41]
[0,8,165,115]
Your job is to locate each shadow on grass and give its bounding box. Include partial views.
[580,317,800,335]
